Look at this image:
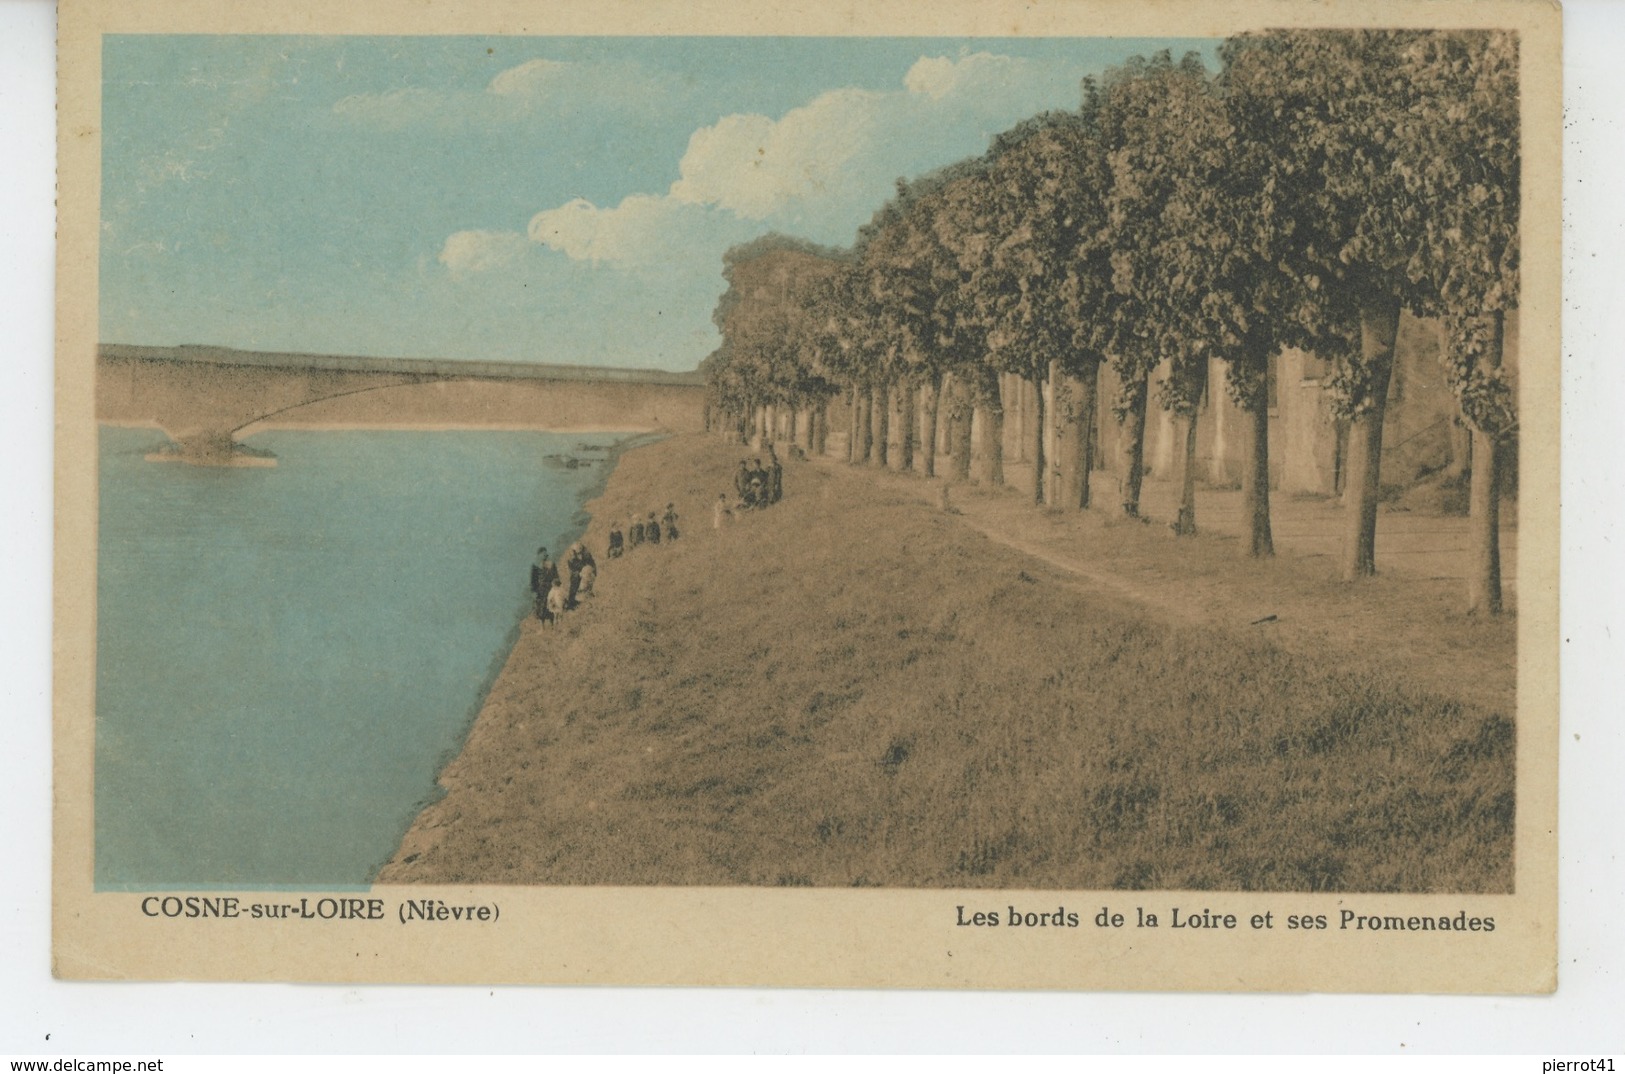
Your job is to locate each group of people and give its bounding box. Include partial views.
[733,445,784,510]
[606,503,680,559]
[529,541,599,624]
[536,446,796,620]
[714,444,788,529]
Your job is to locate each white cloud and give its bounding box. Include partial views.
[660,55,1080,232]
[903,52,1023,101]
[528,195,669,263]
[438,229,531,276]
[487,59,573,98]
[526,194,756,268]
[451,51,1089,274]
[669,87,882,220]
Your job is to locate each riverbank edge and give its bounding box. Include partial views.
[360,429,666,884]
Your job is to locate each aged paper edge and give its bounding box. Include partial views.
[52,0,1562,991]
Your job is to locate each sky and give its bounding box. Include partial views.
[101,35,1218,372]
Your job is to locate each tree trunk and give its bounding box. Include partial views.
[899,380,916,472]
[1056,374,1083,511]
[845,389,856,462]
[1031,371,1047,505]
[974,366,1005,486]
[851,387,865,463]
[1241,367,1275,557]
[1173,408,1200,535]
[950,375,974,480]
[1121,367,1150,517]
[1073,362,1099,509]
[1467,309,1505,615]
[871,383,890,468]
[1047,362,1064,505]
[920,376,941,478]
[1340,296,1401,580]
[1059,362,1111,510]
[1173,358,1209,535]
[1011,374,1028,463]
[857,386,873,465]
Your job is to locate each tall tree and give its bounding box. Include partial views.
[1223,30,1458,579]
[1056,79,1120,512]
[964,110,1115,507]
[709,235,848,450]
[857,167,993,482]
[1183,46,1349,557]
[1097,52,1225,523]
[798,260,875,466]
[1408,30,1520,614]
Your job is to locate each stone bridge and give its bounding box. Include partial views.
[97,344,707,461]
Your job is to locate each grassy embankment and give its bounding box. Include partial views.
[380,434,1514,892]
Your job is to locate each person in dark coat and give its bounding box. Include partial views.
[606,522,624,559]
[628,516,646,549]
[662,503,680,541]
[565,542,588,607]
[767,444,784,504]
[529,547,559,621]
[734,460,753,506]
[645,511,661,545]
[748,459,768,509]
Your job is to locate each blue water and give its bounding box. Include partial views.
[95,425,630,889]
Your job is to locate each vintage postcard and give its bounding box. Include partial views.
[54,0,1561,990]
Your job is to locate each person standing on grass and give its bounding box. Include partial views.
[546,579,566,623]
[714,493,731,530]
[565,542,588,607]
[645,511,662,546]
[529,547,558,621]
[628,515,645,549]
[577,561,596,600]
[767,444,783,505]
[607,522,624,559]
[748,459,767,508]
[663,503,680,542]
[734,460,752,506]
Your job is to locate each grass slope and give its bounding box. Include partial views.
[381,434,1513,892]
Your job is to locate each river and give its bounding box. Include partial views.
[95,424,632,890]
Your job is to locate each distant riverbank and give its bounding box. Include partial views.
[380,433,1515,892]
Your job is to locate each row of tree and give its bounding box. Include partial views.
[700,30,1519,615]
